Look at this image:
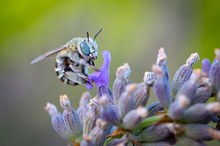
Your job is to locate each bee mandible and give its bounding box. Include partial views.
[31,29,102,86]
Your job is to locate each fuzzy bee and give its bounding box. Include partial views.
[31,29,102,86]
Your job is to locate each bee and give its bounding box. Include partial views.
[31,29,102,86]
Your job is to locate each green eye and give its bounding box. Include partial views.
[80,41,90,56]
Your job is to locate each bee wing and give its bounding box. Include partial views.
[31,47,67,64]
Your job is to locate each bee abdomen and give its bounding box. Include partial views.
[55,62,79,86]
[55,70,79,86]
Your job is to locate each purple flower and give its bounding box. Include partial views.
[42,47,220,146]
[86,50,111,90]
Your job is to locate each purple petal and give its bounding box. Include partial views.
[86,50,111,89]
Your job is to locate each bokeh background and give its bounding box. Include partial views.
[1,0,220,145]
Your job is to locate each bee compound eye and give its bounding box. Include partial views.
[80,41,90,56]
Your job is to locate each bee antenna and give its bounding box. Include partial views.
[86,32,90,42]
[93,28,103,41]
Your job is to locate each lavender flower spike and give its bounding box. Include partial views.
[86,50,111,92]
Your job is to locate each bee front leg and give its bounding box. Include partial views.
[79,59,99,71]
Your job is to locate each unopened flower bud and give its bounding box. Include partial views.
[113,63,131,105]
[81,134,95,146]
[106,133,129,146]
[202,58,211,77]
[184,124,220,141]
[166,123,184,135]
[99,96,121,125]
[181,103,215,124]
[45,103,70,140]
[168,94,190,120]
[143,71,156,86]
[45,102,58,116]
[156,48,169,81]
[122,107,147,130]
[89,119,108,146]
[152,65,172,109]
[176,69,202,100]
[77,92,91,123]
[209,49,220,93]
[139,124,172,143]
[60,95,82,142]
[146,101,163,117]
[116,63,131,79]
[118,84,136,118]
[79,92,91,107]
[83,98,99,134]
[191,78,212,104]
[60,94,71,109]
[134,82,150,107]
[156,48,167,67]
[175,135,206,146]
[172,53,199,96]
[206,102,220,113]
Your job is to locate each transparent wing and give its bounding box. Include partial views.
[31,47,66,64]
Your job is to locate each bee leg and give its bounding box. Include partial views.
[79,59,100,71]
[90,65,100,71]
[63,71,83,84]
[88,60,100,71]
[77,72,88,80]
[68,64,88,79]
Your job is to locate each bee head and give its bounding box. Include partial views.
[79,29,102,60]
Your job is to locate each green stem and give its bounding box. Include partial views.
[134,115,164,131]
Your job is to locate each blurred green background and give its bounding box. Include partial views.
[0,0,220,145]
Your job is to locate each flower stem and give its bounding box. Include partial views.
[134,115,164,131]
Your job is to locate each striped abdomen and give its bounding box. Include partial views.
[54,57,87,86]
